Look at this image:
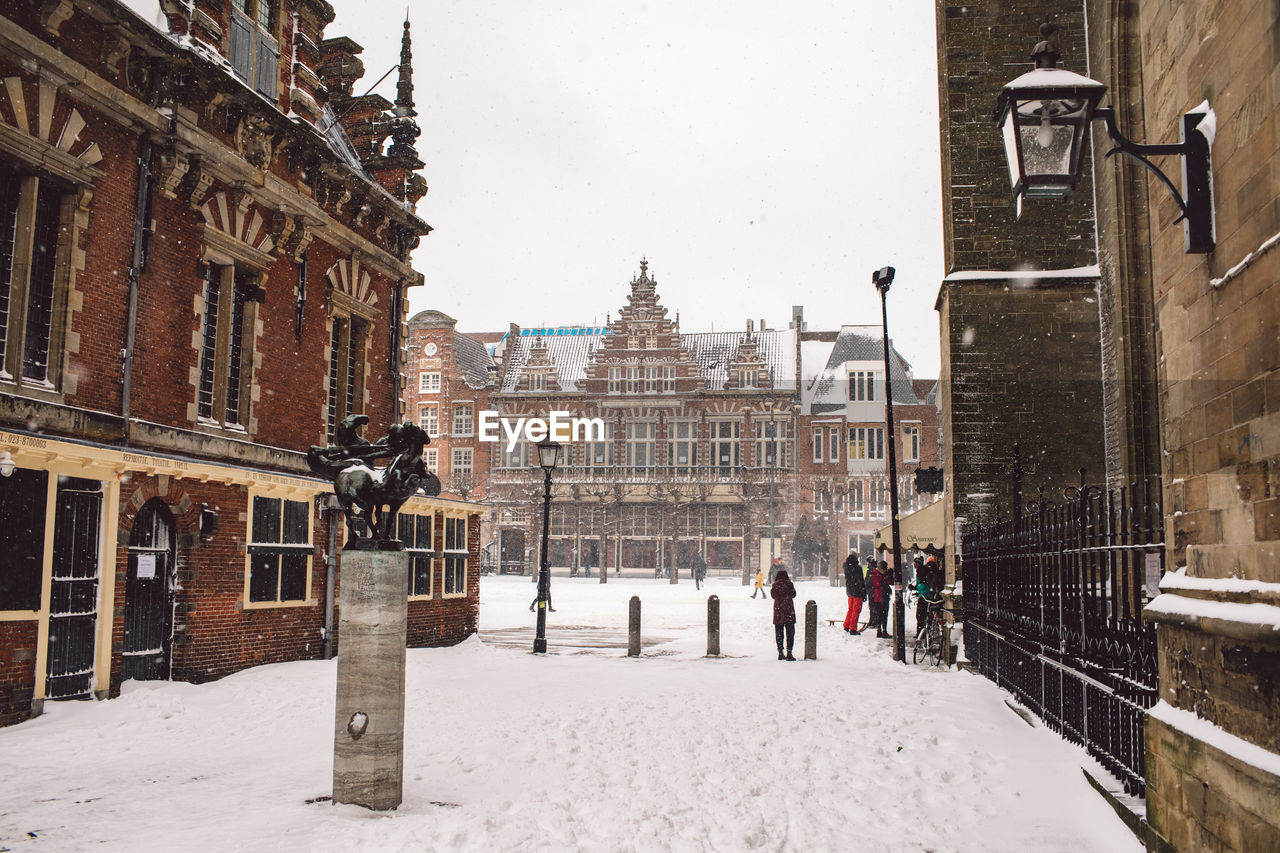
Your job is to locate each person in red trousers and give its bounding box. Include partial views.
[842,551,866,634]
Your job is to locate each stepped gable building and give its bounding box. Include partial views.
[479,261,938,583]
[0,2,479,726]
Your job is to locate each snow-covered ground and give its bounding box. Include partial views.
[0,575,1140,852]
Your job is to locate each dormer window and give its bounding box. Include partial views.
[231,0,280,99]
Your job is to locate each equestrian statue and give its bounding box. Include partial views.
[308,415,442,549]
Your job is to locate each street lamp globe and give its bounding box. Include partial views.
[995,24,1106,210]
[536,438,562,473]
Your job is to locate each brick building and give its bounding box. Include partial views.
[404,309,498,502]
[471,262,938,582]
[0,1,478,727]
[936,1,1280,847]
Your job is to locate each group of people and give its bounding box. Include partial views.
[839,551,943,639]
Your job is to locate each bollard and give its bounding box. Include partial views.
[804,600,817,660]
[707,595,720,656]
[628,595,641,657]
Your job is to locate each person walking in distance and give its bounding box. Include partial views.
[842,552,867,634]
[751,569,768,599]
[693,551,707,590]
[868,559,893,638]
[771,568,798,661]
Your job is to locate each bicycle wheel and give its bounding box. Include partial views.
[924,618,943,666]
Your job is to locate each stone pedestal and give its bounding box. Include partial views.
[333,547,408,811]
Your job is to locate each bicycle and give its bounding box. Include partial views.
[912,596,948,666]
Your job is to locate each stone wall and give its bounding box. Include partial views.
[1132,0,1280,847]
[936,274,1106,569]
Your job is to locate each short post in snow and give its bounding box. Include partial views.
[628,595,641,657]
[707,595,720,656]
[804,600,817,660]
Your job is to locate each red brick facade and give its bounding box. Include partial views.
[0,1,477,725]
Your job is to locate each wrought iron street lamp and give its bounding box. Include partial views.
[996,22,1214,253]
[873,265,906,663]
[532,437,561,654]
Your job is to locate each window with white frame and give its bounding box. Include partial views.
[812,426,824,463]
[451,447,473,475]
[425,448,438,471]
[443,516,467,596]
[849,480,864,516]
[398,511,434,597]
[500,439,528,468]
[625,421,655,468]
[903,424,920,462]
[418,404,438,436]
[754,419,789,467]
[814,487,829,514]
[582,436,612,467]
[608,366,622,393]
[711,420,740,472]
[625,365,641,393]
[829,427,840,463]
[848,370,878,401]
[418,371,440,393]
[247,496,310,603]
[668,420,697,471]
[644,366,659,393]
[662,366,675,391]
[869,480,887,519]
[198,263,260,431]
[849,426,885,460]
[529,371,546,391]
[453,404,474,436]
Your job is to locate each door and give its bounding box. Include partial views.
[45,477,103,700]
[500,529,525,575]
[122,499,176,681]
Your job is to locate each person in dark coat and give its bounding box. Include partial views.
[842,552,866,634]
[692,552,708,590]
[868,560,893,638]
[771,569,797,660]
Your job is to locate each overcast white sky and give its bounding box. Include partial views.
[331,2,944,375]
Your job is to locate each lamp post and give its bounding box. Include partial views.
[873,265,906,663]
[995,22,1213,253]
[768,419,777,577]
[532,437,561,654]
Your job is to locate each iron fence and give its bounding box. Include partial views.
[961,459,1162,797]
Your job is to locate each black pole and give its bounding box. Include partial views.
[875,267,906,663]
[534,466,553,653]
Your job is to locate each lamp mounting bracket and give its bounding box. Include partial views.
[1095,107,1188,221]
[1094,106,1215,253]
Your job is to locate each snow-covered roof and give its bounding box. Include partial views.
[498,327,797,393]
[801,327,923,409]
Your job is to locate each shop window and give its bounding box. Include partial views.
[0,467,48,611]
[247,496,311,603]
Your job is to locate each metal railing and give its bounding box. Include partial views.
[961,465,1162,797]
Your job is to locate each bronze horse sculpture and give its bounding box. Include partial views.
[308,415,442,547]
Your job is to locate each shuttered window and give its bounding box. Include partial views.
[229,3,278,100]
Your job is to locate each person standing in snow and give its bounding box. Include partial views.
[842,552,866,634]
[751,569,768,599]
[692,552,707,590]
[770,569,798,660]
[868,559,893,638]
